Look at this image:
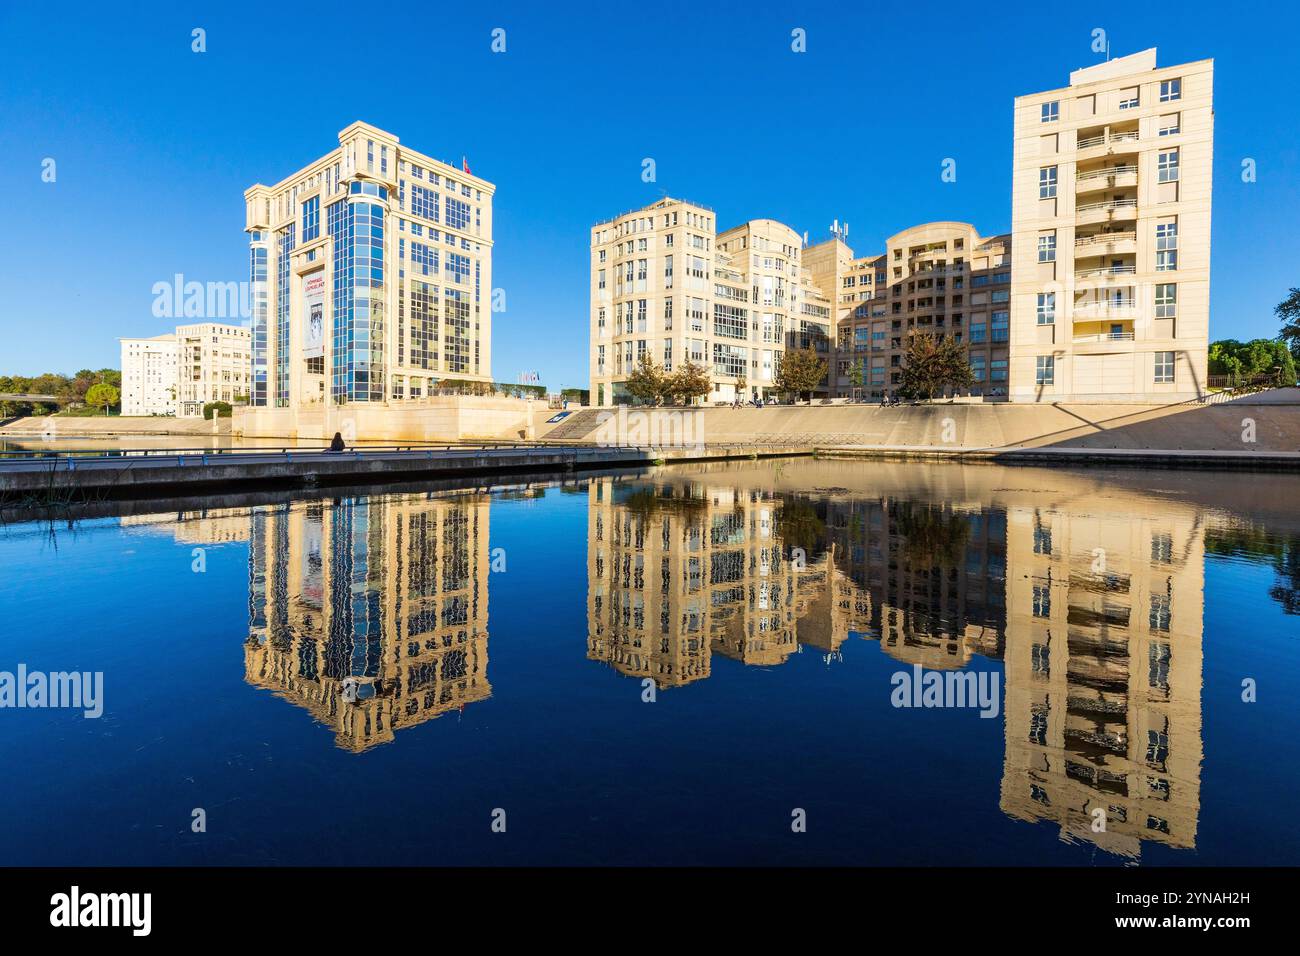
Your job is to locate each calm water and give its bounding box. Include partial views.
[2,459,1298,866]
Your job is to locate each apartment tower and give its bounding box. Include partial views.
[119,334,179,416]
[805,223,1011,399]
[1010,49,1212,402]
[589,198,832,406]
[244,122,494,419]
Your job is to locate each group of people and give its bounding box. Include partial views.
[730,395,779,408]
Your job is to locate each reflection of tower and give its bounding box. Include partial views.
[586,478,812,688]
[245,493,491,752]
[823,497,1007,668]
[1001,504,1204,858]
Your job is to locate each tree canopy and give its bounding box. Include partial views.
[897,332,974,400]
[774,347,828,401]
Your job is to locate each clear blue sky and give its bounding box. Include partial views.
[2,1,1297,387]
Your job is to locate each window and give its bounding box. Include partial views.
[1039,166,1058,199]
[1159,113,1180,137]
[1158,148,1180,183]
[991,311,1009,342]
[445,196,471,231]
[1038,232,1056,263]
[1155,284,1177,319]
[1160,78,1181,102]
[1036,355,1055,385]
[1041,100,1059,123]
[991,358,1008,381]
[411,185,439,222]
[1032,584,1051,618]
[1152,532,1173,563]
[1154,351,1175,384]
[1118,87,1139,110]
[1036,292,1055,325]
[301,196,320,242]
[1156,222,1178,271]
[712,342,747,377]
[1150,594,1172,631]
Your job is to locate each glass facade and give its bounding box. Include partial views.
[330,197,387,403]
[249,240,269,406]
[275,224,295,407]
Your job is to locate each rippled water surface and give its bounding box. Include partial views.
[2,460,1298,865]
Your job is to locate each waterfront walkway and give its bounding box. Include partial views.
[0,442,804,502]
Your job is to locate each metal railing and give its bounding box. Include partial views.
[0,440,554,462]
[1076,265,1137,279]
[1075,231,1137,248]
[1076,164,1138,184]
[1076,199,1138,215]
[1073,331,1136,343]
[1073,299,1137,315]
[1077,131,1139,150]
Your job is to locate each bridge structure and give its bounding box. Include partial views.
[0,393,71,404]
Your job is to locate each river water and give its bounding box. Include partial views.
[1,459,1297,865]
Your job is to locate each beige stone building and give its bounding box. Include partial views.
[245,492,491,752]
[589,199,831,406]
[120,322,251,417]
[243,122,494,431]
[1010,49,1212,402]
[999,495,1204,858]
[119,333,179,416]
[175,322,252,415]
[586,475,843,686]
[805,223,1012,399]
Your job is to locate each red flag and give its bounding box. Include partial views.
[462,156,471,175]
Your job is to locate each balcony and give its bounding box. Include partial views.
[1072,297,1137,319]
[1075,264,1136,280]
[1076,130,1140,155]
[1072,330,1136,355]
[1074,231,1137,255]
[1074,331,1135,342]
[1076,164,1138,194]
[1075,198,1138,225]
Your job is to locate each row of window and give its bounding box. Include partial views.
[1035,352,1177,385]
[1039,77,1181,123]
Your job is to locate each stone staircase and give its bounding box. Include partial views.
[538,408,603,442]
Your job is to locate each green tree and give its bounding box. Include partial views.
[847,358,866,392]
[626,352,667,405]
[1208,338,1296,387]
[774,347,828,402]
[203,401,233,420]
[665,360,712,406]
[1276,288,1300,364]
[898,332,974,400]
[84,382,120,415]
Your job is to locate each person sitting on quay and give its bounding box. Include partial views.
[327,431,346,452]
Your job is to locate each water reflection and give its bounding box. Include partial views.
[584,472,1203,859]
[225,466,1300,860]
[244,493,491,752]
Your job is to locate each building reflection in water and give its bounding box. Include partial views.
[245,493,491,752]
[584,473,1203,860]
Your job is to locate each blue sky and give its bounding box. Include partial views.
[1,1,1297,387]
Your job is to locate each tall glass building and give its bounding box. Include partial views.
[244,122,494,411]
